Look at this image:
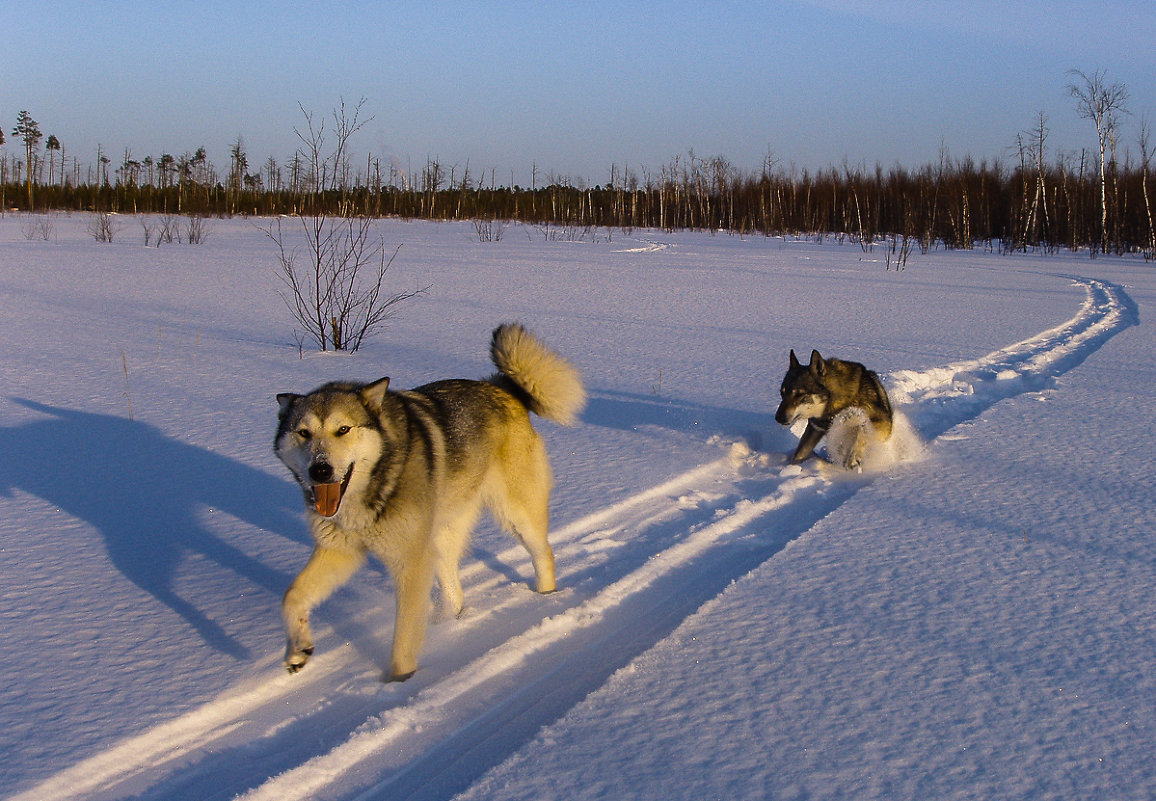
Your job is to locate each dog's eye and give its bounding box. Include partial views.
[334,425,351,437]
[296,428,312,440]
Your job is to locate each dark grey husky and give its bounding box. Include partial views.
[775,349,892,469]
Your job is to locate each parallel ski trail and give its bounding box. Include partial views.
[18,276,1134,801]
[890,277,1133,416]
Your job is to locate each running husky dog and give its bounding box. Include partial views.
[774,349,892,469]
[275,323,585,681]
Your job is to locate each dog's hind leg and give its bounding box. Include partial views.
[482,426,557,595]
[282,545,365,674]
[493,455,556,595]
[510,511,555,595]
[434,503,482,619]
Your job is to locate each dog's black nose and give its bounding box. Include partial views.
[309,462,334,483]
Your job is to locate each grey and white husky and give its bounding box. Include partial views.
[275,323,585,681]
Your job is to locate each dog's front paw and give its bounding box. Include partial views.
[285,645,314,674]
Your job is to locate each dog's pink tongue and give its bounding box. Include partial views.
[313,483,343,517]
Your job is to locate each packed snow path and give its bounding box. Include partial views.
[16,274,1134,801]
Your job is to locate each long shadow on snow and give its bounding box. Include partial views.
[1,400,304,657]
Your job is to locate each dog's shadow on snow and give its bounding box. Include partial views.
[0,400,304,658]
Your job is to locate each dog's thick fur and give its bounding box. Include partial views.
[774,349,893,469]
[274,323,585,681]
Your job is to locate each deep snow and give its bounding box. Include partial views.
[2,214,1154,801]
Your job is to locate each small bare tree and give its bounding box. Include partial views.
[265,99,427,351]
[87,212,118,242]
[157,213,180,244]
[1067,68,1129,253]
[139,216,156,246]
[20,212,54,241]
[184,214,210,244]
[267,218,422,351]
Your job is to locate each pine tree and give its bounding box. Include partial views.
[45,135,61,186]
[13,110,43,206]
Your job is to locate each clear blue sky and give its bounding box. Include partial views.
[4,0,1154,187]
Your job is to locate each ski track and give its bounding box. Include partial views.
[20,276,1134,801]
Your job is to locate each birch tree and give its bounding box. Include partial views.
[1140,117,1154,258]
[1067,69,1129,253]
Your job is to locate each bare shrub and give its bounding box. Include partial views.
[20,213,54,241]
[885,233,913,270]
[535,222,594,241]
[184,215,210,244]
[264,99,428,352]
[139,217,157,247]
[264,216,425,351]
[473,218,505,242]
[158,213,180,244]
[87,212,118,242]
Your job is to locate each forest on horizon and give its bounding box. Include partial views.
[4,71,1153,258]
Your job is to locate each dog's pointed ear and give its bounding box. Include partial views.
[360,377,391,413]
[276,393,300,417]
[809,349,826,376]
[789,349,800,369]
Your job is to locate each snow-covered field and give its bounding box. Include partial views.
[3,213,1154,801]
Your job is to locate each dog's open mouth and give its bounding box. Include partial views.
[312,466,354,517]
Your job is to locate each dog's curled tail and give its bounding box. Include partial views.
[490,323,586,425]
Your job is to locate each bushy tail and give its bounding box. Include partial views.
[490,323,586,425]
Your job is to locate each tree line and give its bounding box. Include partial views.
[4,71,1153,258]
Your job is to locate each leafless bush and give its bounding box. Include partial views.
[184,215,210,244]
[885,233,913,270]
[473,218,505,242]
[158,214,180,244]
[139,217,157,247]
[535,222,595,242]
[20,213,54,241]
[264,216,426,351]
[263,98,428,352]
[87,212,118,242]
